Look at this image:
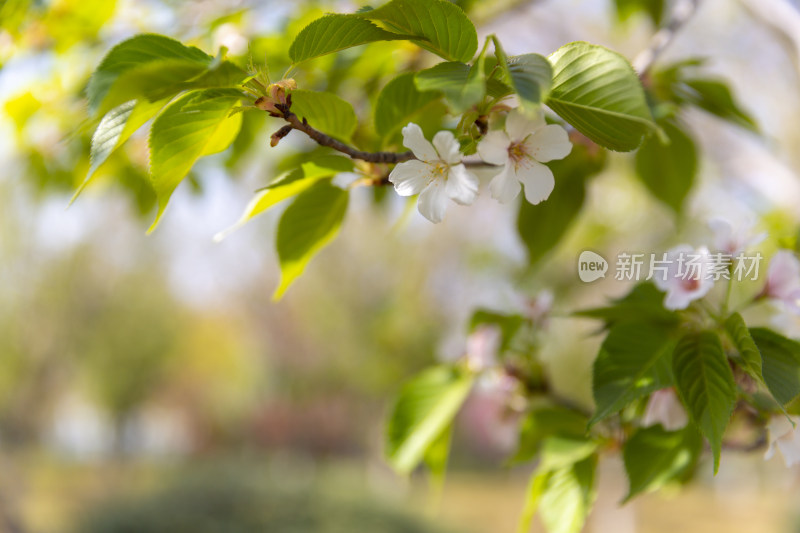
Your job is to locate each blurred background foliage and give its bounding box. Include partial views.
[3,0,800,532]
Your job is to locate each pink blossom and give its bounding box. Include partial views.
[764,250,800,313]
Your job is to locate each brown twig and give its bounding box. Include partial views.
[278,106,414,164]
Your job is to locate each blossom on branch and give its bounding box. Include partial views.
[477,108,572,205]
[388,123,478,223]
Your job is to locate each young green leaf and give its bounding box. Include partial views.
[672,331,736,473]
[415,61,484,112]
[87,34,211,115]
[679,78,757,132]
[289,14,419,64]
[613,0,665,26]
[539,455,598,533]
[634,119,697,213]
[623,425,702,502]
[274,181,349,300]
[724,313,763,382]
[517,144,605,266]
[385,366,474,475]
[290,90,358,141]
[547,41,654,151]
[363,0,478,62]
[516,438,598,533]
[74,98,167,203]
[575,282,680,328]
[374,72,441,139]
[423,423,452,487]
[148,88,243,231]
[492,37,552,109]
[214,156,354,241]
[750,328,800,406]
[590,321,675,426]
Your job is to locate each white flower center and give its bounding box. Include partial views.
[507,141,532,170]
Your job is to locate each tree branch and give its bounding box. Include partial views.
[633,0,702,76]
[279,108,415,164]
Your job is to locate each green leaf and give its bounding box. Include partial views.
[614,0,665,26]
[517,143,605,266]
[73,98,167,203]
[375,72,441,139]
[575,282,679,328]
[415,61,484,112]
[591,321,675,426]
[290,89,358,141]
[724,313,763,382]
[679,78,757,132]
[546,41,654,151]
[513,406,588,464]
[363,0,478,62]
[516,438,597,533]
[274,181,349,300]
[672,331,736,473]
[539,455,598,533]
[289,14,419,63]
[634,119,697,213]
[750,328,800,406]
[148,89,243,231]
[108,58,247,111]
[623,425,702,502]
[385,366,474,475]
[492,37,552,109]
[87,34,212,115]
[214,156,354,241]
[423,423,452,485]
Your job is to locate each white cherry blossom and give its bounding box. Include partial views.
[477,108,572,205]
[708,216,766,255]
[652,245,715,310]
[643,389,688,431]
[764,250,800,313]
[388,123,478,223]
[765,415,800,467]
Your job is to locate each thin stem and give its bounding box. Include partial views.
[633,0,702,75]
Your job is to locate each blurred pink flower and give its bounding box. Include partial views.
[653,245,715,310]
[764,250,800,313]
[465,325,501,372]
[643,389,688,431]
[708,216,766,255]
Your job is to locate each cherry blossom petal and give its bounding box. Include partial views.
[663,289,696,310]
[477,131,510,165]
[516,159,555,205]
[432,130,463,165]
[446,164,479,205]
[525,124,572,163]
[643,389,688,431]
[766,250,800,300]
[488,163,521,204]
[765,416,800,467]
[417,180,449,223]
[388,160,433,196]
[708,217,734,252]
[401,123,438,162]
[505,108,545,141]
